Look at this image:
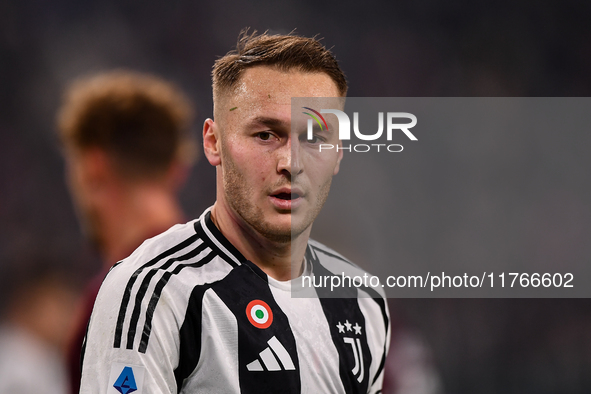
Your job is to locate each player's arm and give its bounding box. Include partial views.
[80,266,182,394]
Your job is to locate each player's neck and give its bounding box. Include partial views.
[211,202,309,282]
[100,186,183,267]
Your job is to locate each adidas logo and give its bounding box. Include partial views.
[246,336,296,372]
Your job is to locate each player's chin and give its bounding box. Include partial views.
[259,225,292,243]
[270,218,292,236]
[290,215,315,239]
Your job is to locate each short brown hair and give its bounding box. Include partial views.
[58,70,194,180]
[212,30,347,101]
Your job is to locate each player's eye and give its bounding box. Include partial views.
[257,132,272,141]
[301,133,324,144]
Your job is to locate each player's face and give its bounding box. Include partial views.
[215,66,342,243]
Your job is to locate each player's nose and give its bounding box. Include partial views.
[277,137,302,178]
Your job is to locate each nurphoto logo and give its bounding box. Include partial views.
[303,107,418,153]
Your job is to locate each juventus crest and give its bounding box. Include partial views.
[336,320,365,383]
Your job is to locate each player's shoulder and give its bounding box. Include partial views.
[308,238,361,270]
[308,238,387,299]
[101,213,236,294]
[107,219,201,278]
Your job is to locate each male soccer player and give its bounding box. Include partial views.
[80,32,389,393]
[58,70,195,394]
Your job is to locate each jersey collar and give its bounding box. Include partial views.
[194,206,248,267]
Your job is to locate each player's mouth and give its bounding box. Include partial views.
[269,187,303,210]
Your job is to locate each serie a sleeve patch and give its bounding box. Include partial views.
[107,363,146,394]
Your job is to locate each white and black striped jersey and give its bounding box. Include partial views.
[80,207,390,394]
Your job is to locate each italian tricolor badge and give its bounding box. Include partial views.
[246,300,273,329]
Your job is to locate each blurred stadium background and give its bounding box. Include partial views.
[1,1,591,393]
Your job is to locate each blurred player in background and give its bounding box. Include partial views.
[57,70,196,393]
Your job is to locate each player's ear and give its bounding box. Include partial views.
[333,140,344,176]
[203,118,221,166]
